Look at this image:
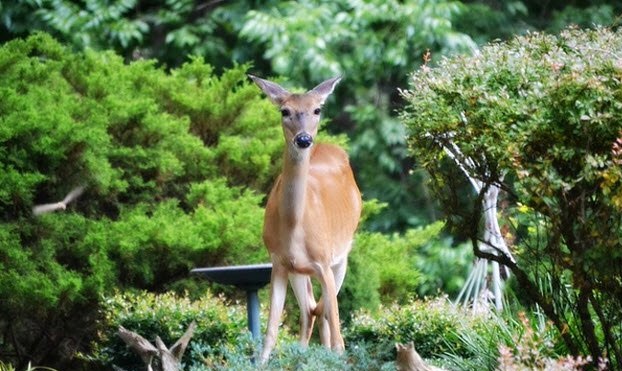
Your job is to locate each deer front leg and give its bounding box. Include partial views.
[290,273,317,346]
[259,263,288,364]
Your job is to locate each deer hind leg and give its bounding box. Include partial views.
[312,262,345,353]
[259,264,288,364]
[315,256,348,349]
[289,273,317,346]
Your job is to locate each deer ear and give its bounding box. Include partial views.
[309,76,342,104]
[248,75,290,105]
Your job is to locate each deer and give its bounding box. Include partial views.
[248,75,362,364]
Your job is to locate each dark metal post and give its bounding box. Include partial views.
[190,263,272,341]
[246,288,261,339]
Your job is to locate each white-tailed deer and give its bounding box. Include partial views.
[249,75,362,363]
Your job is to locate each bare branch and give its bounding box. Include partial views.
[169,321,196,361]
[118,326,157,367]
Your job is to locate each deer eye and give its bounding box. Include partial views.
[281,108,291,117]
[313,108,321,115]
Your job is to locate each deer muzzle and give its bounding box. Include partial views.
[294,133,313,148]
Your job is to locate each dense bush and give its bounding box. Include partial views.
[345,297,488,361]
[91,291,248,370]
[0,33,291,368]
[402,27,622,367]
[342,221,472,314]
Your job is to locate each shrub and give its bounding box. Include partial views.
[0,33,322,368]
[495,313,599,371]
[92,291,395,371]
[90,290,247,370]
[442,310,557,370]
[443,310,602,370]
[340,221,473,320]
[345,297,490,361]
[189,334,394,371]
[402,27,622,367]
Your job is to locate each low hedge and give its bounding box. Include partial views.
[90,290,248,370]
[92,291,492,370]
[345,296,490,361]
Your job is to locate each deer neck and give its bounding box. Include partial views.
[279,147,311,225]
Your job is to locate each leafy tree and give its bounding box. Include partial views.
[402,27,622,367]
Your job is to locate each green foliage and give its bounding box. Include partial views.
[455,1,621,45]
[339,221,473,322]
[0,0,260,68]
[354,223,440,303]
[414,239,473,298]
[91,290,247,370]
[241,0,476,82]
[454,1,529,44]
[0,361,58,371]
[190,335,394,371]
[0,33,303,368]
[3,0,622,237]
[442,310,570,370]
[402,27,622,367]
[546,4,618,34]
[345,297,490,361]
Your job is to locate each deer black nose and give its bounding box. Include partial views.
[294,133,313,148]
